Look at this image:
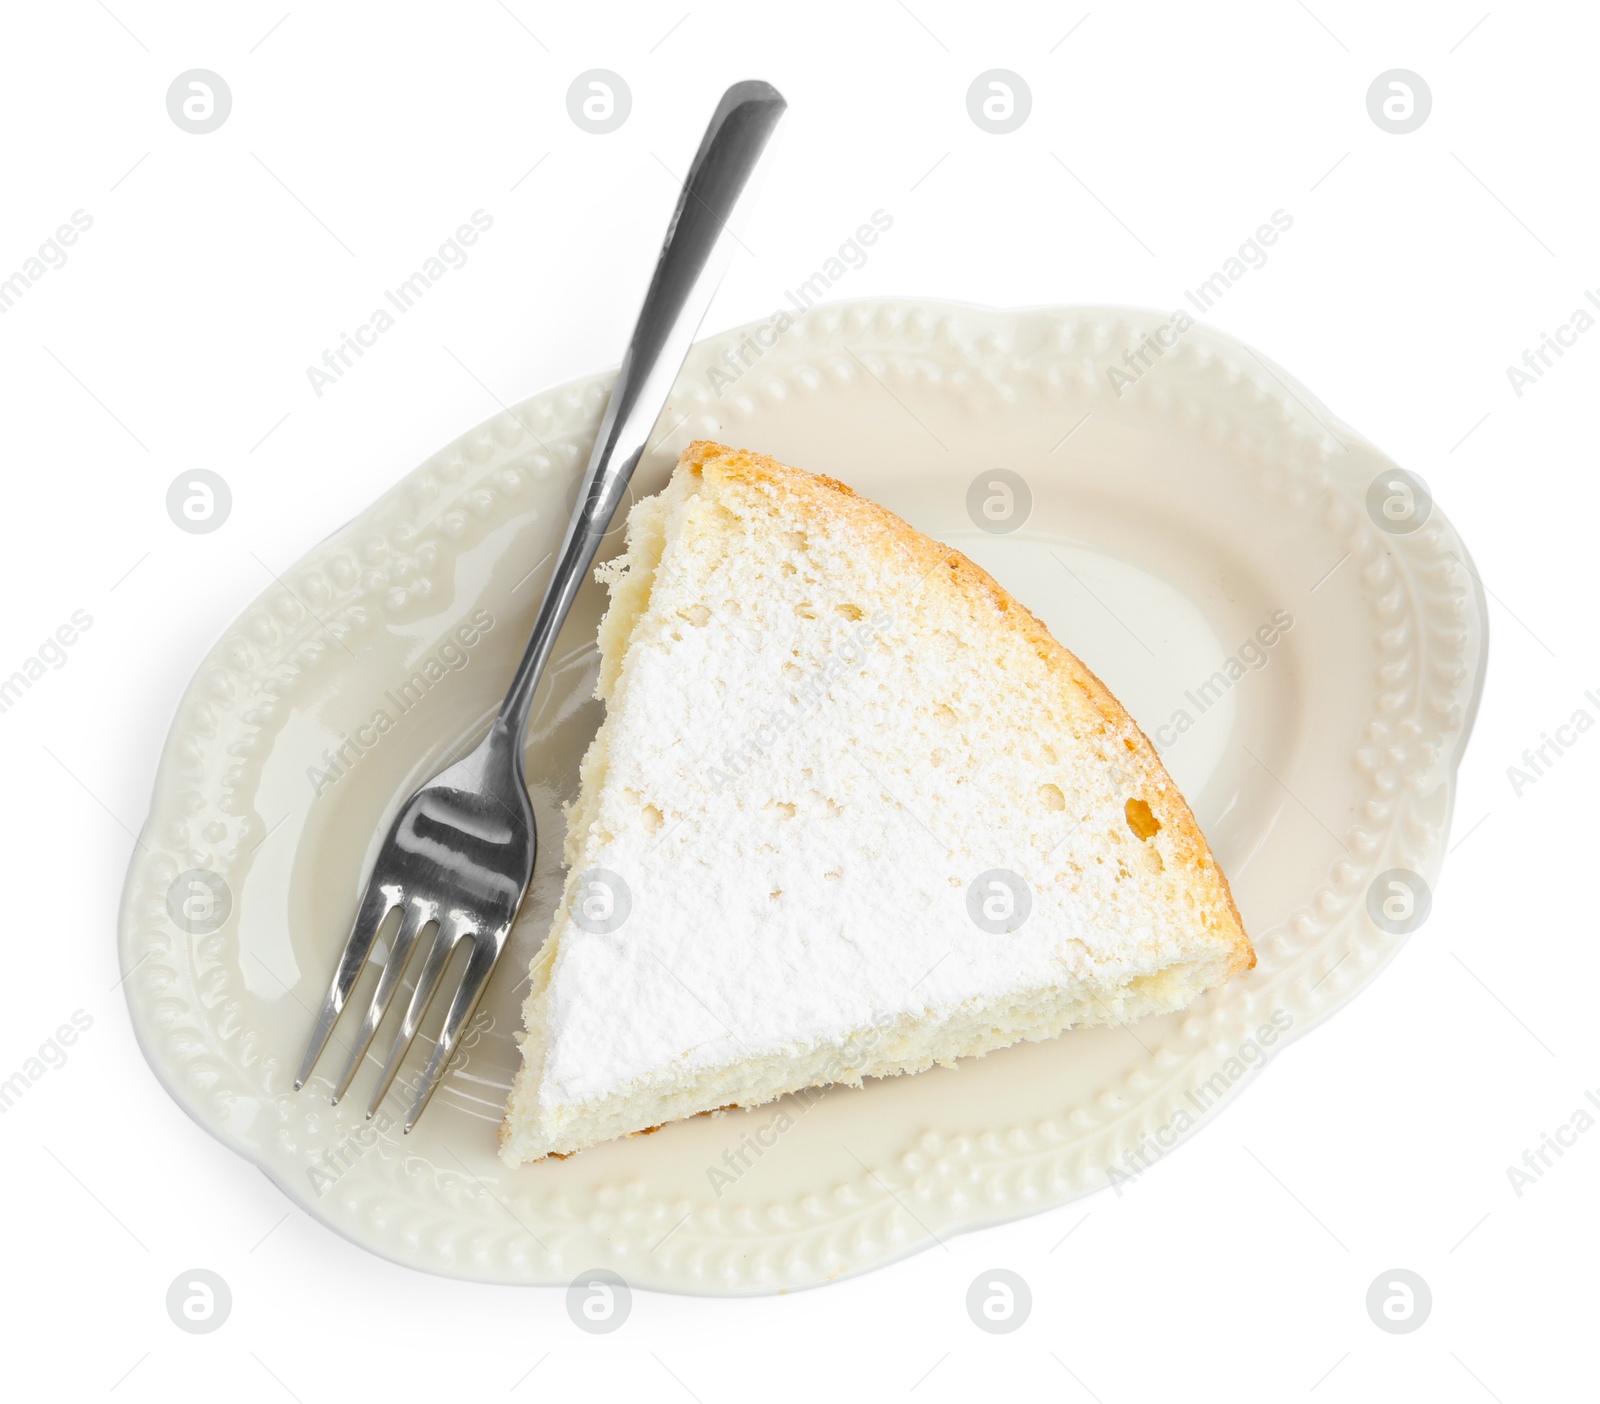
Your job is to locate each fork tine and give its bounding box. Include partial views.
[295,880,402,1090]
[366,922,459,1117]
[329,898,436,1105]
[402,931,502,1133]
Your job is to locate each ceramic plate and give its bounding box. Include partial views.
[119,298,1486,1294]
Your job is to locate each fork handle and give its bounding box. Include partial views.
[497,80,786,742]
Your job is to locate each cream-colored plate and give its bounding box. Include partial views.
[119,299,1486,1294]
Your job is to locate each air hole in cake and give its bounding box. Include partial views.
[1125,797,1161,840]
[773,801,796,818]
[780,530,807,550]
[642,804,663,832]
[933,703,957,728]
[795,603,816,618]
[835,602,864,620]
[1039,783,1066,811]
[679,603,711,627]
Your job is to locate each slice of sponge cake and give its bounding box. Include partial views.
[499,441,1252,1165]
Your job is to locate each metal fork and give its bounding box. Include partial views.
[294,80,786,1130]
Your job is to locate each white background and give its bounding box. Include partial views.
[2,0,1595,1399]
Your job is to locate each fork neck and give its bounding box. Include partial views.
[497,517,608,743]
[496,426,636,743]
